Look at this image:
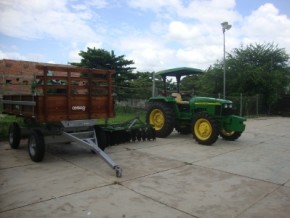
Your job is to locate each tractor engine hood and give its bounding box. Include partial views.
[190,97,232,105]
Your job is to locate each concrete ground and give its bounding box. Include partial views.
[0,116,290,218]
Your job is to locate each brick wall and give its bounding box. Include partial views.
[0,59,74,95]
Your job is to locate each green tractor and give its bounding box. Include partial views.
[146,67,246,145]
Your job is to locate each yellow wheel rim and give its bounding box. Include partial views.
[221,129,235,136]
[194,118,212,140]
[149,109,165,130]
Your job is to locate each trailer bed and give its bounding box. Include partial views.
[2,65,115,122]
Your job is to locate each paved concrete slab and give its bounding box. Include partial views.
[0,144,113,212]
[139,134,253,164]
[123,165,278,218]
[195,144,290,185]
[237,186,290,218]
[0,184,193,218]
[0,117,290,218]
[47,142,186,180]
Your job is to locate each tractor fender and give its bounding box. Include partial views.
[221,115,246,132]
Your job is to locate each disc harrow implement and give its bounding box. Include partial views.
[96,116,156,148]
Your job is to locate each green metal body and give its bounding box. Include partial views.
[148,95,246,133]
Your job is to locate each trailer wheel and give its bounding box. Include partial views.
[220,130,241,141]
[94,126,107,151]
[146,102,175,138]
[192,113,219,145]
[8,122,21,149]
[28,130,45,162]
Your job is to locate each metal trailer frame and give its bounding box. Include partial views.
[8,118,123,177]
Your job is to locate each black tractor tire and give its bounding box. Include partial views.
[28,130,45,162]
[8,122,21,149]
[220,130,242,141]
[146,101,175,138]
[192,113,219,145]
[94,126,108,151]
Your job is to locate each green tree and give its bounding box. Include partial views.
[70,47,136,100]
[128,72,153,99]
[228,43,289,112]
[198,43,290,113]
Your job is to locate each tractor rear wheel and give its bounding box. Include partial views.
[146,102,175,138]
[192,113,219,145]
[220,130,241,141]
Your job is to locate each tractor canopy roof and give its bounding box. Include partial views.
[156,67,203,93]
[157,67,203,78]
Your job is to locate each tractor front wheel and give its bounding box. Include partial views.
[220,130,241,141]
[192,113,219,145]
[146,102,175,138]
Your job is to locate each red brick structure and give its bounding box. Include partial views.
[0,59,74,96]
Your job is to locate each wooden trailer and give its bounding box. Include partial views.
[1,64,123,177]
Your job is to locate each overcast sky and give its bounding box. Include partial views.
[0,0,290,72]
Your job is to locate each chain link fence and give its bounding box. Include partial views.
[115,86,270,117]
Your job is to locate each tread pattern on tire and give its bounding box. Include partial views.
[192,112,219,145]
[9,122,21,149]
[220,131,241,141]
[28,130,45,162]
[146,101,175,138]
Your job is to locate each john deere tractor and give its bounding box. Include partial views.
[146,67,246,145]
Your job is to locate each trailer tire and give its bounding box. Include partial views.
[220,130,241,141]
[28,130,45,162]
[94,126,107,151]
[146,102,175,138]
[8,122,21,149]
[192,113,219,145]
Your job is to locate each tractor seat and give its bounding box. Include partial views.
[171,93,189,104]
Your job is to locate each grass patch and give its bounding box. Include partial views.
[100,106,146,124]
[0,115,24,141]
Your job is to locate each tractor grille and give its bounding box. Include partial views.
[222,108,234,116]
[215,105,234,116]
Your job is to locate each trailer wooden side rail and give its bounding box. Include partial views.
[2,65,115,122]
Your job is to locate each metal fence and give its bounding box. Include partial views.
[114,86,267,117]
[0,81,270,117]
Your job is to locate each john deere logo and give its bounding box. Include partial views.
[72,106,86,111]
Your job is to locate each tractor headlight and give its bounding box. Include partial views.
[224,104,228,108]
[229,104,232,108]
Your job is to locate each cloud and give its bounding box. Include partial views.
[118,36,175,71]
[1,0,290,72]
[127,0,180,13]
[241,3,290,50]
[0,49,45,62]
[0,0,101,42]
[125,1,290,71]
[168,21,202,41]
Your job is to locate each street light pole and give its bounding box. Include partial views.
[221,21,231,99]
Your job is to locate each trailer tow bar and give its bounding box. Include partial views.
[62,129,122,178]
